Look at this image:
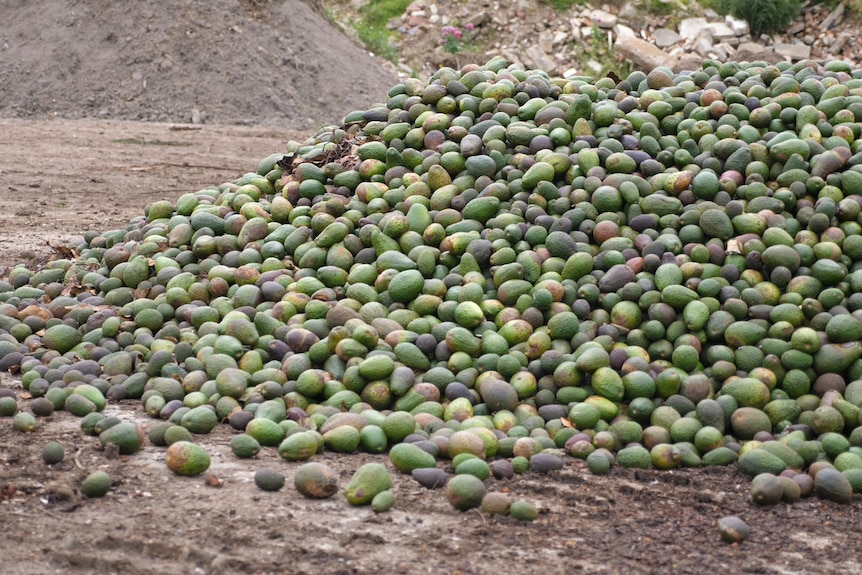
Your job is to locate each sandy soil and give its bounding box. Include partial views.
[0,0,397,128]
[1,119,862,575]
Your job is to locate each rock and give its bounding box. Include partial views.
[569,18,583,40]
[465,11,489,28]
[523,45,557,74]
[693,30,714,57]
[694,38,712,57]
[736,41,765,54]
[552,31,569,46]
[733,46,786,65]
[678,17,708,41]
[652,28,681,48]
[773,42,811,61]
[706,22,735,41]
[673,54,705,73]
[822,2,845,30]
[618,2,645,28]
[615,36,677,71]
[589,9,617,29]
[726,15,749,36]
[614,24,636,40]
[711,42,735,61]
[786,22,806,35]
[831,33,852,54]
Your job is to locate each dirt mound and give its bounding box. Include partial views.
[0,0,397,129]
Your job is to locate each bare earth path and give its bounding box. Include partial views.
[1,120,861,575]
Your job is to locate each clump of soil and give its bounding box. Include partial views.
[0,0,397,128]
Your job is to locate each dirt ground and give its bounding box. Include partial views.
[1,119,862,574]
[0,0,397,128]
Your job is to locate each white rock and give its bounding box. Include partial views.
[678,17,708,41]
[773,42,811,61]
[552,31,569,46]
[614,36,677,71]
[652,27,682,48]
[523,45,557,72]
[563,68,580,79]
[586,59,603,74]
[589,9,617,29]
[725,15,749,36]
[614,23,636,39]
[695,37,714,57]
[709,44,731,61]
[706,22,735,40]
[736,41,764,53]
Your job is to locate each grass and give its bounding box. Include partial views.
[334,0,413,62]
[539,0,585,10]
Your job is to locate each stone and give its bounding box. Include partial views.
[586,59,603,74]
[614,36,677,71]
[694,37,714,57]
[706,22,735,40]
[726,15,749,36]
[465,11,489,28]
[618,2,645,28]
[652,28,681,48]
[786,22,806,35]
[552,31,569,46]
[736,41,766,54]
[673,54,705,73]
[678,17,708,41]
[562,68,580,79]
[711,42,735,61]
[539,36,554,53]
[822,2,845,30]
[831,33,852,54]
[589,9,618,29]
[773,42,811,61]
[523,45,557,73]
[614,24,636,40]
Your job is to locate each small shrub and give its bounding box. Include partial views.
[721,0,802,36]
[442,24,477,55]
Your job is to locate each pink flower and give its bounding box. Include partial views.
[465,23,474,31]
[453,29,462,38]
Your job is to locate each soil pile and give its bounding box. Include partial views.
[0,0,397,128]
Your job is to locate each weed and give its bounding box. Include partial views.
[718,0,802,35]
[539,0,585,10]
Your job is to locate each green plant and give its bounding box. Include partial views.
[721,0,802,36]
[539,0,585,9]
[441,24,476,54]
[346,0,413,62]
